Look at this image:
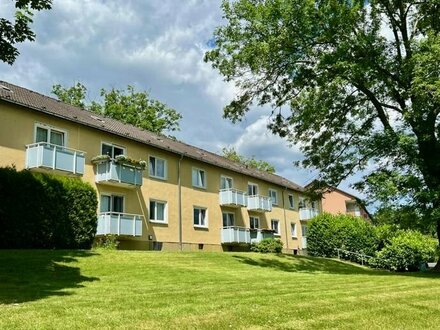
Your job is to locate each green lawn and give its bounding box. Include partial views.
[1,250,440,329]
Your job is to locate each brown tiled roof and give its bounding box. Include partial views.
[0,81,304,192]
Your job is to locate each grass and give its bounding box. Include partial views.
[1,250,440,329]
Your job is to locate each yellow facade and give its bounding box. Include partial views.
[0,101,309,253]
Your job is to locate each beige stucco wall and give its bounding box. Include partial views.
[0,101,307,252]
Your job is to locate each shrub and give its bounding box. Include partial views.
[307,213,378,262]
[93,235,120,250]
[0,167,98,249]
[370,230,437,271]
[251,238,283,253]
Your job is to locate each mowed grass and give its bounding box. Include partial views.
[1,250,440,329]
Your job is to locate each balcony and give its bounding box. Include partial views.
[219,189,247,207]
[95,159,143,188]
[96,212,143,236]
[299,208,319,220]
[25,142,85,175]
[250,229,275,244]
[247,195,272,212]
[221,226,251,244]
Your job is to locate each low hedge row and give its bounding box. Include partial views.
[0,167,98,249]
[307,213,437,271]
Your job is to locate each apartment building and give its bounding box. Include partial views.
[0,81,317,253]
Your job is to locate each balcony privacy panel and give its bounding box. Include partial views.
[95,161,143,186]
[97,213,142,236]
[219,189,247,207]
[221,227,251,244]
[25,143,85,175]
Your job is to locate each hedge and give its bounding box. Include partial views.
[0,167,98,249]
[250,238,283,253]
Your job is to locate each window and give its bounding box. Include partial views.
[291,223,297,238]
[220,176,233,190]
[222,212,235,227]
[271,219,280,236]
[100,194,124,213]
[250,216,259,229]
[149,200,167,223]
[35,125,65,146]
[288,194,295,209]
[269,189,278,205]
[149,156,166,179]
[299,197,306,209]
[192,168,206,188]
[301,225,308,237]
[193,207,207,227]
[101,142,125,158]
[248,183,258,196]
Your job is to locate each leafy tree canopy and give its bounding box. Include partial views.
[1,0,52,64]
[52,83,182,135]
[221,146,276,173]
[206,1,440,242]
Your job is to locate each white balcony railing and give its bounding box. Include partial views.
[219,189,247,207]
[221,226,251,244]
[250,229,275,244]
[96,212,143,236]
[302,237,308,249]
[95,160,143,187]
[25,142,85,175]
[299,208,319,220]
[247,195,272,212]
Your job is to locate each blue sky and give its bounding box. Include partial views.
[0,0,361,196]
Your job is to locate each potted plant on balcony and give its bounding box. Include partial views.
[91,154,147,169]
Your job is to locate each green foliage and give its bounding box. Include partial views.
[93,235,119,250]
[250,238,283,253]
[51,83,182,135]
[0,167,97,249]
[221,146,275,173]
[307,213,377,261]
[0,0,52,64]
[206,0,440,242]
[370,230,437,272]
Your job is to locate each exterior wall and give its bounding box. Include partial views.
[321,190,369,220]
[0,101,307,253]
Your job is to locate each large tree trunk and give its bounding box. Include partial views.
[435,219,440,270]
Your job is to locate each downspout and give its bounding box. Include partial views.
[282,187,290,252]
[178,153,184,251]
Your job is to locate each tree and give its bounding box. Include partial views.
[205,1,440,253]
[1,0,52,64]
[52,83,182,135]
[221,146,275,173]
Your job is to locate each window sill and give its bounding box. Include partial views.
[149,175,167,181]
[194,225,209,230]
[274,233,281,237]
[149,220,168,225]
[291,236,298,239]
[192,185,207,190]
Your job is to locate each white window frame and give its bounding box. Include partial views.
[248,182,259,196]
[34,123,67,146]
[100,193,125,213]
[101,142,126,159]
[149,199,168,223]
[220,175,233,190]
[290,223,297,238]
[148,156,167,180]
[192,167,207,189]
[271,219,280,236]
[222,211,235,227]
[269,189,278,205]
[250,216,260,229]
[193,206,208,228]
[288,194,295,209]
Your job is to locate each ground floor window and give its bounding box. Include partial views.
[222,212,235,227]
[291,223,297,238]
[271,219,280,236]
[193,207,208,227]
[149,200,167,223]
[250,216,259,229]
[100,194,124,213]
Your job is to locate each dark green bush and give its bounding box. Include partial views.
[251,238,283,253]
[0,167,97,249]
[370,230,437,271]
[307,213,378,261]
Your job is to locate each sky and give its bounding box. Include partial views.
[0,0,361,196]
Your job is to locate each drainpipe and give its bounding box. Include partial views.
[178,153,184,251]
[282,187,290,252]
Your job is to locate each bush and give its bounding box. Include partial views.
[251,238,283,253]
[370,230,437,271]
[307,213,378,262]
[0,167,98,249]
[93,235,120,250]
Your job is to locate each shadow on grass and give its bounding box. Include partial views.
[0,250,99,304]
[233,254,440,278]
